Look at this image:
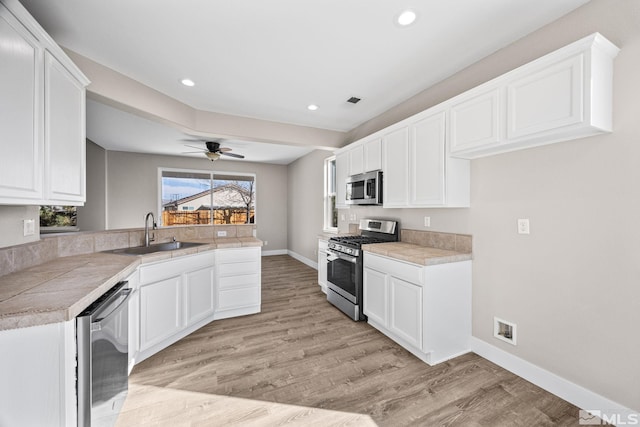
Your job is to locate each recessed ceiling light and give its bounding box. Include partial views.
[181,78,195,87]
[307,104,319,111]
[396,10,417,26]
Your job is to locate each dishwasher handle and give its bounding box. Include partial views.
[92,287,132,330]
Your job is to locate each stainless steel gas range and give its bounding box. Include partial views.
[326,219,399,321]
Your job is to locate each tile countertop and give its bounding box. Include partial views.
[362,242,472,266]
[0,237,262,331]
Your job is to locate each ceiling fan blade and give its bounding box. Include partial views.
[184,145,207,151]
[181,151,206,154]
[221,152,245,159]
[219,147,232,152]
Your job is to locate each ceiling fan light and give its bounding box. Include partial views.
[205,151,220,161]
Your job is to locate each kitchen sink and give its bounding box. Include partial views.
[107,241,206,256]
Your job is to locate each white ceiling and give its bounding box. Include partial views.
[22,0,590,164]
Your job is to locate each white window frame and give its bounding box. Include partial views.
[323,156,338,232]
[157,167,257,227]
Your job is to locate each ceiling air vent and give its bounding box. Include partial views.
[347,97,361,104]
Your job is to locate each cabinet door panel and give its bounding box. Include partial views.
[218,273,260,290]
[349,144,364,175]
[45,51,85,203]
[450,88,500,153]
[335,151,349,208]
[382,126,409,207]
[363,267,388,326]
[140,277,182,351]
[0,6,43,202]
[389,277,422,349]
[185,266,215,326]
[218,261,260,277]
[507,54,583,139]
[411,112,446,206]
[217,287,260,311]
[364,138,382,172]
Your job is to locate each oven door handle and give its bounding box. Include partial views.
[327,249,357,264]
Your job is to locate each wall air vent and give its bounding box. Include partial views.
[347,97,361,104]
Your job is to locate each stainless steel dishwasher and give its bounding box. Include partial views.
[77,281,131,427]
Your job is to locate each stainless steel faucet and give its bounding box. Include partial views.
[144,212,156,247]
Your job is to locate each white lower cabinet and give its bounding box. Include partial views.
[317,239,328,293]
[215,247,261,319]
[363,252,472,365]
[136,248,260,363]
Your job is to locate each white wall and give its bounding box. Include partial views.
[106,151,288,252]
[286,150,329,261]
[336,0,640,411]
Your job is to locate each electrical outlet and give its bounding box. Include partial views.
[264,240,268,246]
[23,219,35,236]
[217,230,227,237]
[340,214,346,221]
[517,219,530,235]
[349,213,357,221]
[424,216,431,227]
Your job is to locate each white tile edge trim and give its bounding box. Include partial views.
[470,337,638,423]
[286,250,318,270]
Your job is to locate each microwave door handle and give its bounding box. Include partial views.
[364,180,371,198]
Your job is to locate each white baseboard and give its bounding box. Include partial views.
[471,337,638,424]
[287,250,318,270]
[261,249,288,256]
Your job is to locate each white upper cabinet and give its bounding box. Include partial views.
[45,51,86,204]
[363,137,382,172]
[0,3,43,203]
[382,126,410,207]
[335,150,349,208]
[0,1,89,206]
[349,143,364,176]
[450,87,501,154]
[449,33,619,159]
[383,109,470,208]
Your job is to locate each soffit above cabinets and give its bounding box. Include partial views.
[21,0,590,133]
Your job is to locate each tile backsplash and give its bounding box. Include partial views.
[401,229,472,253]
[0,224,256,278]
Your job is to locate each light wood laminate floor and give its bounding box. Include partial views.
[117,255,582,426]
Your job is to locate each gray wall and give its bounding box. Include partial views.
[77,140,106,231]
[328,0,639,411]
[0,206,39,248]
[106,151,288,252]
[286,149,328,261]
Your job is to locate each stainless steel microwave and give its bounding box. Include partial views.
[346,170,383,205]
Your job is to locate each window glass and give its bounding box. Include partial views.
[160,169,256,226]
[40,205,78,233]
[324,157,338,231]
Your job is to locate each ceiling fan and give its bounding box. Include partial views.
[182,139,245,161]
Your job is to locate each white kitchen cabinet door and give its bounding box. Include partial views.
[349,144,364,176]
[139,276,183,352]
[389,276,423,350]
[382,126,410,207]
[184,265,216,327]
[449,87,501,154]
[335,150,349,208]
[410,111,446,206]
[507,54,583,140]
[0,4,43,204]
[364,137,382,172]
[44,51,86,204]
[363,267,388,326]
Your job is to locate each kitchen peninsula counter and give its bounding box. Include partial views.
[0,236,262,331]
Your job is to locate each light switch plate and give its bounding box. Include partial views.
[217,230,227,237]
